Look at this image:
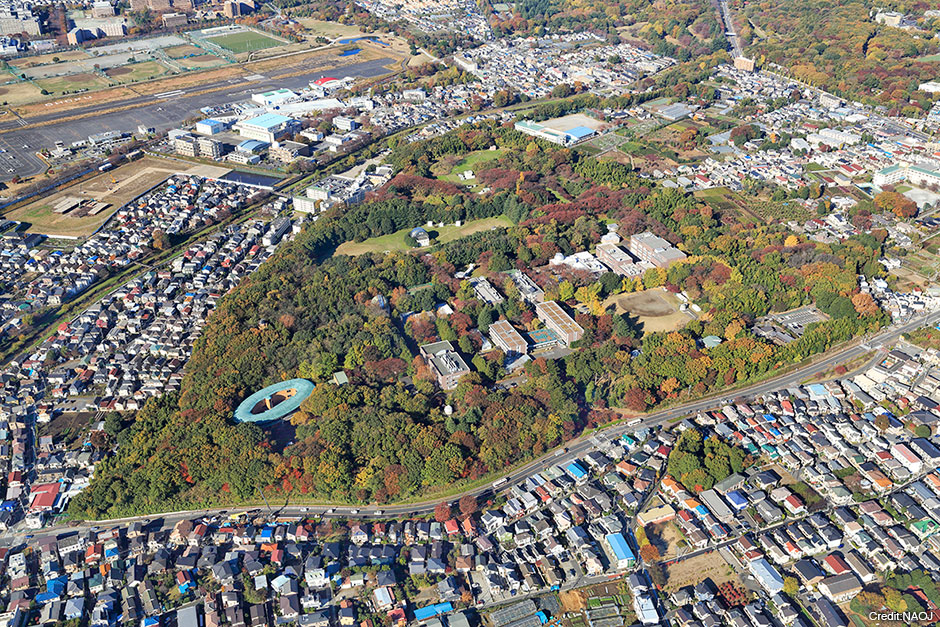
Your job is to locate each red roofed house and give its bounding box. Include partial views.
[29,482,61,512]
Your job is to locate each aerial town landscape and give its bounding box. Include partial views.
[2,0,940,626]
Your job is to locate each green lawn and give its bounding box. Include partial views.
[920,54,940,62]
[334,216,513,256]
[437,148,506,183]
[805,162,826,172]
[207,31,283,54]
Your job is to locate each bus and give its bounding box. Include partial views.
[627,417,642,427]
[492,477,509,490]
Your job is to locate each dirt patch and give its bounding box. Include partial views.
[559,589,586,613]
[107,67,132,77]
[647,521,685,559]
[664,551,740,593]
[609,290,675,317]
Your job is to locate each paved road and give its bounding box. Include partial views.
[0,56,397,182]
[716,0,743,58]
[8,310,937,549]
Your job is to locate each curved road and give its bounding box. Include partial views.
[10,310,940,546]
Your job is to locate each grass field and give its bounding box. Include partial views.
[920,54,940,62]
[105,60,172,83]
[206,31,284,54]
[0,81,46,106]
[35,72,110,95]
[5,157,231,237]
[177,54,228,69]
[436,148,506,183]
[334,216,512,256]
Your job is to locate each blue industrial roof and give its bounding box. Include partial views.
[566,126,595,140]
[238,139,269,152]
[242,112,295,130]
[605,533,635,562]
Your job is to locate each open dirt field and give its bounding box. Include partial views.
[165,44,205,58]
[5,157,230,237]
[11,50,92,69]
[105,60,172,83]
[664,551,740,593]
[604,288,692,333]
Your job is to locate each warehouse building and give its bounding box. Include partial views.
[235,113,301,143]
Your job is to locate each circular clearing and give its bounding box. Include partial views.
[234,378,315,424]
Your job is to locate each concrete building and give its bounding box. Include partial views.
[535,301,583,346]
[489,320,527,356]
[91,1,114,17]
[334,116,361,131]
[161,12,188,28]
[595,242,638,276]
[628,232,686,268]
[469,277,503,305]
[419,341,471,390]
[235,113,301,143]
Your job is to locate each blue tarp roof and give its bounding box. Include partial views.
[414,603,453,621]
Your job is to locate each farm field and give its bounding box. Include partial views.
[206,31,284,54]
[105,60,173,83]
[334,216,512,256]
[604,288,692,334]
[35,72,110,95]
[5,157,231,237]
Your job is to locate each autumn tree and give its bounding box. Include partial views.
[458,494,478,517]
[434,501,452,522]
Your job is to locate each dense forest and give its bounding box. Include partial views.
[738,0,940,112]
[70,120,889,518]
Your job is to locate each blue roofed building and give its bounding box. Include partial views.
[566,461,588,481]
[605,532,636,569]
[565,126,595,142]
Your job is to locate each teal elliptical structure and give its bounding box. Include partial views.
[233,378,315,424]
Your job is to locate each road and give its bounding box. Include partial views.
[716,0,743,58]
[0,56,397,182]
[8,310,938,549]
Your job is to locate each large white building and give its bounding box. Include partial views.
[234,113,301,143]
[873,163,940,188]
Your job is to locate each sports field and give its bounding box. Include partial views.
[177,54,228,70]
[105,61,172,83]
[604,288,691,334]
[5,157,230,237]
[206,31,284,54]
[164,44,204,58]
